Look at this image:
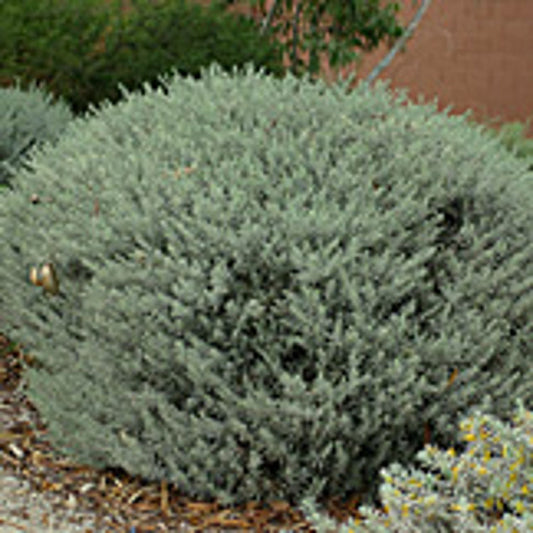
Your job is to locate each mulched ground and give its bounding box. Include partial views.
[0,333,387,532]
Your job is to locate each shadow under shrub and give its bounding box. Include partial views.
[0,64,531,509]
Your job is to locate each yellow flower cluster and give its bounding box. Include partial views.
[345,405,532,532]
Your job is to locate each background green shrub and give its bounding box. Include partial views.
[0,0,291,117]
[0,65,531,509]
[0,0,120,113]
[0,80,74,188]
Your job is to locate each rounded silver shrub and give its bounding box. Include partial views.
[0,63,531,509]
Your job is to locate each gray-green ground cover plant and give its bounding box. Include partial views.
[0,80,74,188]
[0,64,531,512]
[296,400,532,532]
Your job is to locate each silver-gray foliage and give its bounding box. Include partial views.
[0,80,74,187]
[0,63,531,509]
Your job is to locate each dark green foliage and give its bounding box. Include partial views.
[0,0,290,117]
[0,80,74,188]
[0,64,531,510]
[213,0,405,79]
[0,0,121,115]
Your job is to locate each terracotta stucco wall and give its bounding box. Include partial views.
[351,0,533,136]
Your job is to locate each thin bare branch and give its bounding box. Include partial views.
[259,0,281,35]
[363,0,433,87]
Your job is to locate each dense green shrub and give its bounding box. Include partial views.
[0,64,531,509]
[0,0,290,117]
[298,400,532,532]
[0,0,121,113]
[0,80,74,188]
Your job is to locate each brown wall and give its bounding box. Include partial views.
[351,0,533,136]
[84,0,533,137]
